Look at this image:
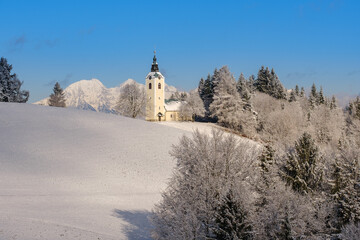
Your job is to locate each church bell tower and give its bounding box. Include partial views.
[145,51,165,121]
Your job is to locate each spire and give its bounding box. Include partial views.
[151,50,159,72]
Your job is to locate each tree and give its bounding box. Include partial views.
[209,66,255,134]
[215,189,252,240]
[254,66,286,99]
[318,86,325,105]
[289,90,296,102]
[48,82,66,107]
[0,57,29,103]
[116,82,145,118]
[295,85,300,96]
[281,132,323,194]
[151,130,260,240]
[179,91,205,121]
[309,83,318,108]
[332,143,360,227]
[300,87,305,98]
[330,95,337,110]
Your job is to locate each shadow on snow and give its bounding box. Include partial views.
[113,209,153,240]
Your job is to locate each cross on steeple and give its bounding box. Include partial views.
[151,51,159,72]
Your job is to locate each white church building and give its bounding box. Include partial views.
[145,52,184,121]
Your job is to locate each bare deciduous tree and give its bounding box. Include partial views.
[116,82,145,118]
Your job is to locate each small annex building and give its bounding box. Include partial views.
[145,52,182,121]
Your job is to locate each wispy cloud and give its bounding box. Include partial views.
[35,38,60,50]
[347,70,360,76]
[80,25,96,36]
[7,34,27,53]
[45,73,72,87]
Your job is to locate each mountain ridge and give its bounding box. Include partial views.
[34,78,179,113]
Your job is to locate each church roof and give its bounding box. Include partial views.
[165,101,183,111]
[151,51,159,72]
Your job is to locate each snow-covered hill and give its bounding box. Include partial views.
[0,103,190,240]
[34,79,179,113]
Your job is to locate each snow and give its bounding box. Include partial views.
[0,103,257,239]
[0,103,190,240]
[34,79,179,113]
[164,101,182,111]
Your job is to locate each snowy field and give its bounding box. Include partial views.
[0,103,194,240]
[0,103,257,240]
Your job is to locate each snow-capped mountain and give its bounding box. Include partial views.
[35,78,179,113]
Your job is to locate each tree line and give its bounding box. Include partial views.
[152,65,360,239]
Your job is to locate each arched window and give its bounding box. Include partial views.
[158,83,161,89]
[149,83,152,89]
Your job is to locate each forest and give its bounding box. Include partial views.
[152,66,360,240]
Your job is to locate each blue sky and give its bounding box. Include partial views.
[0,0,359,103]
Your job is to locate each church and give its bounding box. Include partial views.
[145,52,182,121]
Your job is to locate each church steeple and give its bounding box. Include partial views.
[151,51,159,72]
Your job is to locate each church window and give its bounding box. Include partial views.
[158,83,161,89]
[149,83,152,89]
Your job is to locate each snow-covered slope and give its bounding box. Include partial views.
[0,103,190,240]
[35,79,179,113]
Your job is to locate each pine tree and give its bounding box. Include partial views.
[0,57,29,103]
[295,85,300,96]
[210,66,245,130]
[289,90,296,102]
[330,95,337,110]
[48,82,66,107]
[237,73,251,103]
[309,83,318,108]
[254,66,286,99]
[300,87,305,97]
[318,86,325,105]
[215,189,252,240]
[332,144,360,228]
[282,132,323,194]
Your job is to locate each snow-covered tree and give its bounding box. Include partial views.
[179,91,205,121]
[151,130,260,240]
[116,82,145,118]
[281,132,323,194]
[254,66,286,99]
[331,142,360,227]
[295,85,300,96]
[309,83,318,108]
[318,86,325,105]
[340,222,360,240]
[0,57,29,103]
[215,189,252,240]
[300,87,305,98]
[48,82,66,107]
[210,66,247,131]
[289,90,296,102]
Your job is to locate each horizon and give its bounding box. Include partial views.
[1,0,359,103]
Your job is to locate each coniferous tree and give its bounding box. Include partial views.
[254,66,286,99]
[282,132,323,194]
[215,189,252,240]
[318,86,325,105]
[295,85,300,96]
[289,90,296,102]
[309,83,318,107]
[330,95,337,110]
[0,57,29,103]
[332,144,360,228]
[237,73,251,105]
[48,82,66,107]
[300,87,305,98]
